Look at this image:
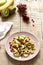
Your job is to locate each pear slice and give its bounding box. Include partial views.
[0,0,7,6]
[0,0,14,11]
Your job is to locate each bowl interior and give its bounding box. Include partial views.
[5,32,40,61]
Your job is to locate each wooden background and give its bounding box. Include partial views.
[0,0,43,65]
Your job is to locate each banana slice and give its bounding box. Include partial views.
[0,0,7,6]
[0,0,14,11]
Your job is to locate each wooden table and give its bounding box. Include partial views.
[0,0,43,65]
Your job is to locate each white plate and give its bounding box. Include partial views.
[5,32,40,61]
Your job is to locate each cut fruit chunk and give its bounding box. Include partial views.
[23,54,28,57]
[0,0,7,6]
[0,0,14,11]
[13,49,19,57]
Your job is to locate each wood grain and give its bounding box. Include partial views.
[20,0,42,65]
[0,0,43,65]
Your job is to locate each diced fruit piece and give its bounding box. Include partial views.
[13,51,19,57]
[21,51,23,56]
[15,36,18,39]
[24,37,29,42]
[25,42,29,46]
[23,54,28,57]
[30,45,35,50]
[22,45,25,49]
[29,38,34,44]
[18,42,21,47]
[21,35,26,39]
[1,8,9,17]
[8,6,16,15]
[23,47,28,51]
[17,36,24,42]
[14,48,18,52]
[30,50,34,54]
[13,49,19,56]
[13,43,18,48]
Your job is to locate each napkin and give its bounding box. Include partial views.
[0,22,13,40]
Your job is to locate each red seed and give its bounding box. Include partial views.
[33,24,34,27]
[31,19,35,23]
[10,45,13,51]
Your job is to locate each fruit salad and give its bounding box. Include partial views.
[9,35,35,57]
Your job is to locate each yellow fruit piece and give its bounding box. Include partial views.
[0,0,7,5]
[0,0,14,11]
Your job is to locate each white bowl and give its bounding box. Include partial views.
[5,32,40,61]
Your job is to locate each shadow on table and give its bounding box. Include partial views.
[6,51,40,65]
[6,52,20,65]
[20,51,41,65]
[1,13,16,21]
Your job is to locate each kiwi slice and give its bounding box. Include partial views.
[1,8,9,17]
